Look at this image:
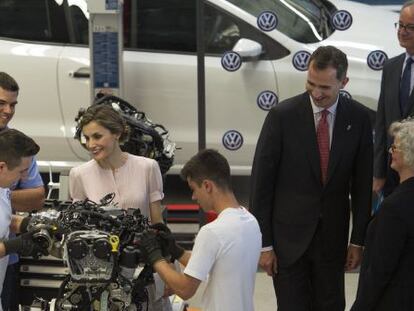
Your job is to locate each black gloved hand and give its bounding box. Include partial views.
[150,222,172,234]
[150,223,185,261]
[140,230,164,266]
[4,230,48,259]
[20,216,31,233]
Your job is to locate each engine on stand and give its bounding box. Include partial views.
[25,194,158,311]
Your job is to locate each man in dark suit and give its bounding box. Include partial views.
[250,46,373,311]
[374,0,414,197]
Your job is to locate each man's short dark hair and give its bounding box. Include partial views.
[0,72,19,93]
[181,149,232,190]
[309,46,348,80]
[402,0,414,10]
[0,129,39,169]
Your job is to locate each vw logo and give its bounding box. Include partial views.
[292,51,311,71]
[222,130,244,151]
[221,51,242,72]
[331,10,353,31]
[367,50,388,71]
[257,91,278,111]
[340,90,352,99]
[257,11,278,32]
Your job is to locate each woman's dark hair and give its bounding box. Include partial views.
[77,105,130,144]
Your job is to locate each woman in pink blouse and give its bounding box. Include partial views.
[69,104,164,222]
[69,104,170,310]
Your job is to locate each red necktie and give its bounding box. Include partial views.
[317,110,330,184]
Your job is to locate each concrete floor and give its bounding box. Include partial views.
[186,271,360,310]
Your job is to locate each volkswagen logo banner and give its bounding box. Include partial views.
[292,51,311,71]
[257,11,278,32]
[221,51,242,72]
[223,130,244,151]
[257,91,278,111]
[332,10,353,31]
[367,50,388,71]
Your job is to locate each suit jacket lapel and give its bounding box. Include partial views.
[393,54,405,117]
[296,94,322,187]
[406,56,414,116]
[407,93,414,117]
[326,97,351,185]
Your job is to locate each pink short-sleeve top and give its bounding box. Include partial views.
[69,154,164,218]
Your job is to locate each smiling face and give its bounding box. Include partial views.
[0,87,18,129]
[82,121,121,161]
[306,62,348,109]
[398,4,414,54]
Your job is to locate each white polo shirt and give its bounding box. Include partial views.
[184,207,261,311]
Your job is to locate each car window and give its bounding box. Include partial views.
[226,0,335,43]
[125,0,196,52]
[205,3,289,59]
[0,0,69,43]
[0,0,288,59]
[67,0,89,44]
[124,0,289,59]
[350,0,402,4]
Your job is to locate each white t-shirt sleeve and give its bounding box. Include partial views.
[184,226,220,281]
[147,159,164,203]
[69,167,87,202]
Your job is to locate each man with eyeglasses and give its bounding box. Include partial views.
[374,0,414,198]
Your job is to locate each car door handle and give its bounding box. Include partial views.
[71,68,90,78]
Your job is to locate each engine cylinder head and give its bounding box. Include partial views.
[67,239,88,260]
[93,238,112,260]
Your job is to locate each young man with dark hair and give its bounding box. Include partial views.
[0,129,46,311]
[0,72,45,311]
[141,149,261,311]
[0,72,44,211]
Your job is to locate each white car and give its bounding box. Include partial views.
[348,0,403,12]
[0,0,403,175]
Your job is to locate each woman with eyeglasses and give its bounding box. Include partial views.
[351,119,414,311]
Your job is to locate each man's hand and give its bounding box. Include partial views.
[140,230,165,266]
[345,244,363,271]
[3,230,48,258]
[372,177,386,194]
[259,250,278,276]
[150,223,185,261]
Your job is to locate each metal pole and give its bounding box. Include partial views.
[196,0,206,151]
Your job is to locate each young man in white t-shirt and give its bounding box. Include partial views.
[0,129,47,307]
[141,149,262,311]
